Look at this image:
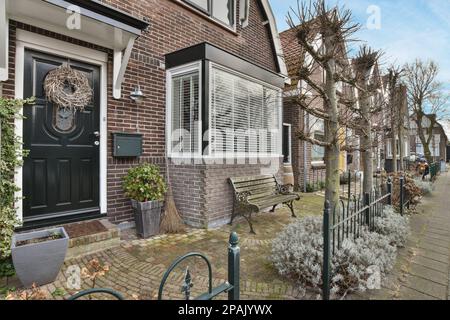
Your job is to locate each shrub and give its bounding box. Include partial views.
[271,216,398,299]
[374,206,410,247]
[413,179,434,196]
[123,164,167,202]
[0,97,34,260]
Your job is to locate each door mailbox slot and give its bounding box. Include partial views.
[113,133,143,158]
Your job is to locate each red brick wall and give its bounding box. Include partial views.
[4,0,281,225]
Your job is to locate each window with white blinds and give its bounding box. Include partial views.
[210,67,281,156]
[171,72,201,155]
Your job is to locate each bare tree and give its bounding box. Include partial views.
[352,46,383,194]
[385,67,403,172]
[286,0,364,210]
[404,59,447,163]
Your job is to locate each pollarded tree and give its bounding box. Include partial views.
[352,46,384,195]
[386,67,403,173]
[286,0,363,210]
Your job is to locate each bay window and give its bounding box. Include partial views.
[167,62,282,158]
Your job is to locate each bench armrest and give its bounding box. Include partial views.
[278,184,294,195]
[235,191,252,204]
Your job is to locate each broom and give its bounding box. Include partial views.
[160,157,185,234]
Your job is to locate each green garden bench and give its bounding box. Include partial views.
[229,175,300,234]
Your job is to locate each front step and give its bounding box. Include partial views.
[62,219,121,260]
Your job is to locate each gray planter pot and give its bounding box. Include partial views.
[131,199,163,239]
[11,227,69,288]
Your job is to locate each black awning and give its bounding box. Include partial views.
[166,42,285,88]
[43,0,149,35]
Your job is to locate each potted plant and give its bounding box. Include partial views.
[123,164,167,239]
[11,227,69,287]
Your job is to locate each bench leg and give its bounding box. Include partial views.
[286,201,297,218]
[243,212,256,235]
[229,202,237,226]
[270,205,277,213]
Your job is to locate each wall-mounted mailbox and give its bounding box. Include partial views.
[112,132,143,158]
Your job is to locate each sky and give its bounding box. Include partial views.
[269,0,450,83]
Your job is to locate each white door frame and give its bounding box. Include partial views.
[14,30,108,222]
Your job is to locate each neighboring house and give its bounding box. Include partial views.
[440,119,450,162]
[0,0,288,229]
[383,84,411,172]
[280,25,356,191]
[410,114,448,163]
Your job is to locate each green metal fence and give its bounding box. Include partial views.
[69,232,240,301]
[322,178,394,300]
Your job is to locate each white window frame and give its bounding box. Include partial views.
[309,115,325,165]
[432,134,441,157]
[179,0,237,31]
[208,62,283,159]
[166,61,203,159]
[283,123,292,164]
[387,137,401,159]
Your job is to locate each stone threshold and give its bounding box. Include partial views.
[62,219,121,261]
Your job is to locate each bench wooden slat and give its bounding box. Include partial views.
[252,195,300,209]
[233,179,277,189]
[247,191,278,201]
[234,183,278,194]
[230,175,275,184]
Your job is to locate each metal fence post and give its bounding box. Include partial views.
[322,201,331,301]
[348,171,351,199]
[399,177,404,216]
[228,232,240,300]
[387,177,392,206]
[364,192,370,226]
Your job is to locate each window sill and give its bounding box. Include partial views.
[172,0,238,36]
[311,161,325,169]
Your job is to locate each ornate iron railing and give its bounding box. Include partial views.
[322,178,393,300]
[158,232,240,300]
[69,232,240,301]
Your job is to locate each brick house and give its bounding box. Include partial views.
[410,114,448,163]
[0,0,288,229]
[279,25,357,192]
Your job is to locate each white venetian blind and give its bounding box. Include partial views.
[210,67,280,156]
[171,72,200,155]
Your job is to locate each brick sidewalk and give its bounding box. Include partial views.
[362,172,450,300]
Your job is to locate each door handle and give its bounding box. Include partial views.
[93,131,100,138]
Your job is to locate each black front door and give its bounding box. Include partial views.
[23,50,101,222]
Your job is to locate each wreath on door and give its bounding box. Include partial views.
[44,65,93,112]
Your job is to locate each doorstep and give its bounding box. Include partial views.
[61,219,121,261]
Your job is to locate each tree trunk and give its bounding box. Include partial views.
[398,122,404,171]
[324,54,340,213]
[416,113,434,164]
[391,123,398,173]
[360,71,373,195]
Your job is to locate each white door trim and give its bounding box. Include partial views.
[14,30,108,222]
